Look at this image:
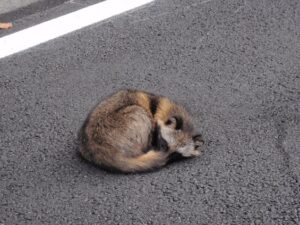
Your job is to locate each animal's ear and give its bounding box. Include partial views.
[165,116,183,130]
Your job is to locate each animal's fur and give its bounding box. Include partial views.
[78,89,203,173]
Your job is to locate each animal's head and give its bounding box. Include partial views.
[155,100,203,157]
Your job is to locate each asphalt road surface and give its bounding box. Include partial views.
[1,0,299,224]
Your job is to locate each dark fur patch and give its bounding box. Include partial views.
[149,95,159,115]
[174,116,183,130]
[151,125,169,151]
[168,152,185,163]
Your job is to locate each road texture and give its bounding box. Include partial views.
[0,0,40,14]
[0,0,70,22]
[1,0,300,224]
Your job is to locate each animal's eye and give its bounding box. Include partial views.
[166,119,173,126]
[165,116,183,130]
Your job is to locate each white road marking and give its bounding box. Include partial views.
[0,0,153,59]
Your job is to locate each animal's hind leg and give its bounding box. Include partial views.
[112,105,153,157]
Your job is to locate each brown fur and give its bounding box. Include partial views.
[78,89,203,173]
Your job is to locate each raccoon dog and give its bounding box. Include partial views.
[78,89,203,173]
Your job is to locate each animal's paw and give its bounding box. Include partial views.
[193,134,204,151]
[190,150,201,157]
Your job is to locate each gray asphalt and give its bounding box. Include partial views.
[0,0,39,14]
[0,0,69,22]
[1,0,300,224]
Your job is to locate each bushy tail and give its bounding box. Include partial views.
[114,150,169,173]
